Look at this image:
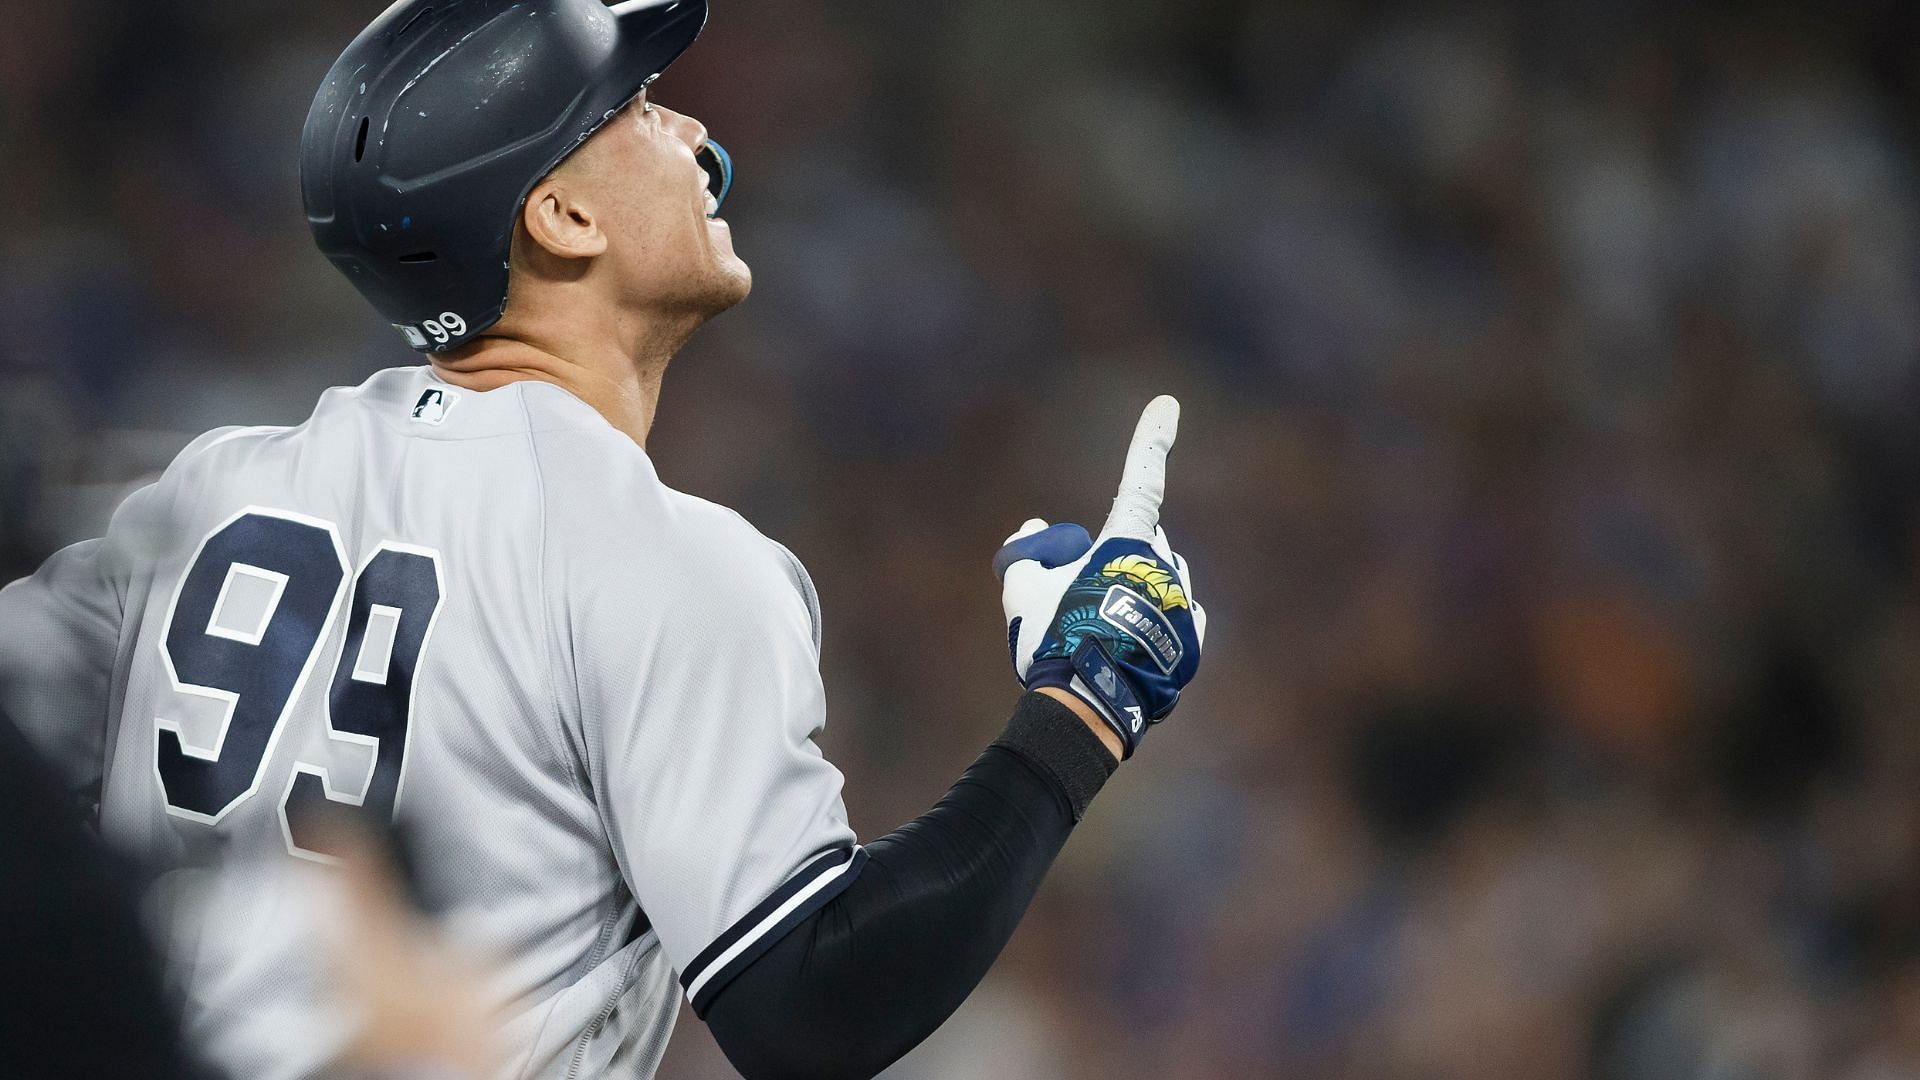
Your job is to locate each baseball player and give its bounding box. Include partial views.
[0,1,1207,1077]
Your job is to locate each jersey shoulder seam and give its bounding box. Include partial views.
[520,403,584,797]
[766,539,823,657]
[703,503,820,650]
[169,425,291,473]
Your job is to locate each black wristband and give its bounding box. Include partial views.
[991,691,1118,821]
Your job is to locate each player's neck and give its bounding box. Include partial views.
[432,314,697,448]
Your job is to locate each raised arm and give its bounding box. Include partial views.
[702,398,1207,1079]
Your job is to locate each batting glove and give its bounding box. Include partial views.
[993,396,1207,759]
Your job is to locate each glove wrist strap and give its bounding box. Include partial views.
[1027,641,1146,759]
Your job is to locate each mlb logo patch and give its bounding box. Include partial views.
[411,387,457,425]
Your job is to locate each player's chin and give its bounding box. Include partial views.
[707,244,752,307]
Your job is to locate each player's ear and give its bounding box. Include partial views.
[520,176,608,261]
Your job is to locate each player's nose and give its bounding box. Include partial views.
[655,104,708,154]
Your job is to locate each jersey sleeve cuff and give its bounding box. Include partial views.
[680,844,868,1016]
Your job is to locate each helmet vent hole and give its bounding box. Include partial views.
[398,251,438,263]
[353,117,370,162]
[398,7,434,38]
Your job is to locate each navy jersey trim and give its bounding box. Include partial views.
[681,844,867,1015]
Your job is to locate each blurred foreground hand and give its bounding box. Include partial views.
[317,824,502,1080]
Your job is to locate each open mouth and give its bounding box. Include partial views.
[697,140,732,219]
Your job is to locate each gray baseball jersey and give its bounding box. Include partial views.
[0,366,863,1079]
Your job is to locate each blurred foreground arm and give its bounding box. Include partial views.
[704,399,1205,1079]
[0,485,158,809]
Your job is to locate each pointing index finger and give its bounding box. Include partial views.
[1101,395,1180,540]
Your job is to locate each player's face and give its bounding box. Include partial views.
[583,90,751,317]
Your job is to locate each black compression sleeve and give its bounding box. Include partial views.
[701,692,1116,1080]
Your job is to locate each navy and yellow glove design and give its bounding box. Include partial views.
[994,397,1207,758]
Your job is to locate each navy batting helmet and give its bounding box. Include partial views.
[301,0,717,352]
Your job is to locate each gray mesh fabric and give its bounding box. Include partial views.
[0,367,856,1079]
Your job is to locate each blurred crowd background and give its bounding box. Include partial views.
[7,0,1920,1077]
